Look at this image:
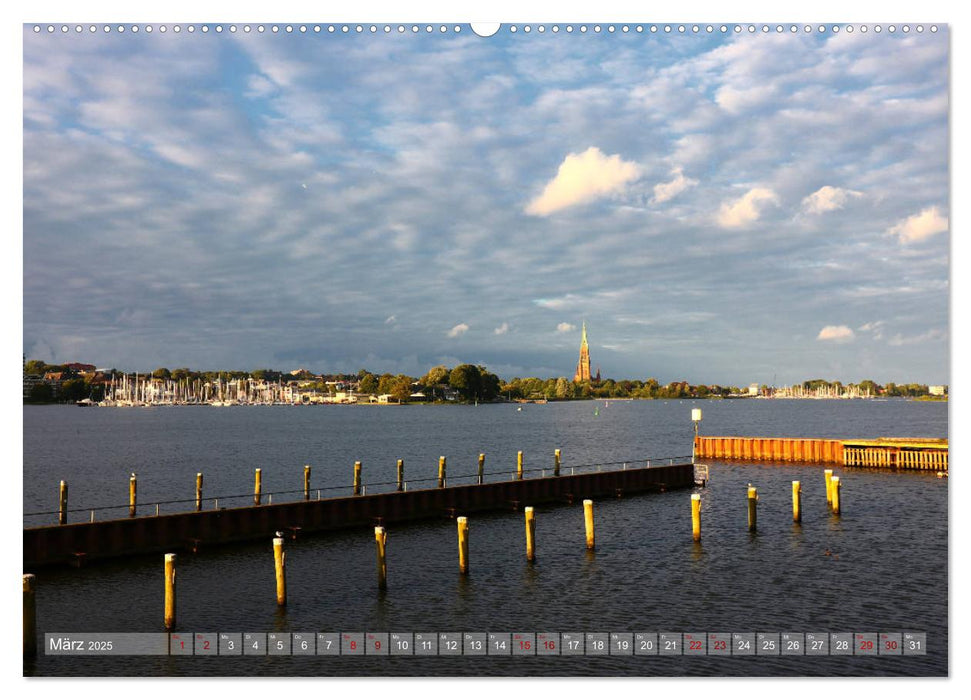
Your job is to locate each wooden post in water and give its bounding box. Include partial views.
[254,468,262,505]
[438,456,447,488]
[747,486,758,532]
[525,507,536,561]
[457,517,469,574]
[583,499,595,550]
[375,526,387,590]
[691,493,701,542]
[554,449,561,477]
[353,461,362,496]
[164,553,176,630]
[273,536,286,606]
[303,466,311,501]
[477,454,485,485]
[129,473,137,517]
[195,473,203,512]
[396,459,404,492]
[517,451,524,480]
[59,480,68,525]
[824,469,834,505]
[792,481,802,523]
[23,574,36,658]
[831,476,841,515]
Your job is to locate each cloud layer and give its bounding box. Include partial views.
[22,27,950,384]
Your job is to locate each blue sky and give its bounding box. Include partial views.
[22,22,950,385]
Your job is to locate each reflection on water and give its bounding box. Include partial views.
[23,400,947,676]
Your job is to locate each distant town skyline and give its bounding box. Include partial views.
[23,23,949,385]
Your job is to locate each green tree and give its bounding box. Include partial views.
[449,364,481,401]
[391,375,413,403]
[152,367,171,379]
[421,365,450,387]
[358,373,378,394]
[478,368,501,400]
[377,373,395,395]
[60,378,89,402]
[24,359,48,375]
[28,383,54,402]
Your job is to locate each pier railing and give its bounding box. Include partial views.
[24,455,693,528]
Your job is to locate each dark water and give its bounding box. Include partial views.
[22,399,948,677]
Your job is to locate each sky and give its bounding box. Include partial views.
[21,21,951,386]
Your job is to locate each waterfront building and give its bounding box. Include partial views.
[573,322,592,383]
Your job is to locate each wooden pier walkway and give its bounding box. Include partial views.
[694,436,947,471]
[24,461,695,569]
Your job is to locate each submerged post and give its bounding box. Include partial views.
[832,476,841,515]
[396,459,404,492]
[303,465,311,501]
[792,480,802,523]
[517,451,524,480]
[584,499,595,550]
[254,468,262,506]
[525,507,536,561]
[375,526,387,590]
[273,536,286,606]
[457,517,469,574]
[691,493,701,542]
[824,469,834,505]
[23,574,36,658]
[554,449,561,477]
[129,473,137,517]
[438,456,447,488]
[58,480,68,525]
[477,454,485,485]
[195,473,203,512]
[353,461,362,496]
[164,553,176,630]
[747,486,758,531]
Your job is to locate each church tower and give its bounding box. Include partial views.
[573,322,591,383]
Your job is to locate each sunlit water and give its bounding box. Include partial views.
[23,399,948,676]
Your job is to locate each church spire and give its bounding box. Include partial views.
[573,321,591,383]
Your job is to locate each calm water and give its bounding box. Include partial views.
[23,399,948,677]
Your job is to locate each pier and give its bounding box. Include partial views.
[694,436,947,471]
[24,460,695,569]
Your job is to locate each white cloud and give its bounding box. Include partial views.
[447,323,469,338]
[385,315,396,324]
[887,206,948,243]
[888,329,947,346]
[801,186,863,215]
[525,147,642,216]
[716,188,779,228]
[494,323,509,335]
[857,320,885,340]
[556,322,576,333]
[816,325,856,343]
[650,167,698,205]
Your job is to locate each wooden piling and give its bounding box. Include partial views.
[23,574,36,658]
[824,469,833,504]
[583,499,595,550]
[353,461,362,496]
[164,553,176,630]
[457,516,469,574]
[478,454,485,485]
[375,526,387,589]
[832,476,841,515]
[397,459,404,492]
[254,468,262,506]
[195,473,203,512]
[273,536,286,605]
[525,507,536,561]
[691,493,701,542]
[303,465,311,501]
[747,486,758,532]
[517,451,524,480]
[59,480,68,525]
[554,449,561,477]
[438,456,447,488]
[129,473,137,517]
[792,481,801,523]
